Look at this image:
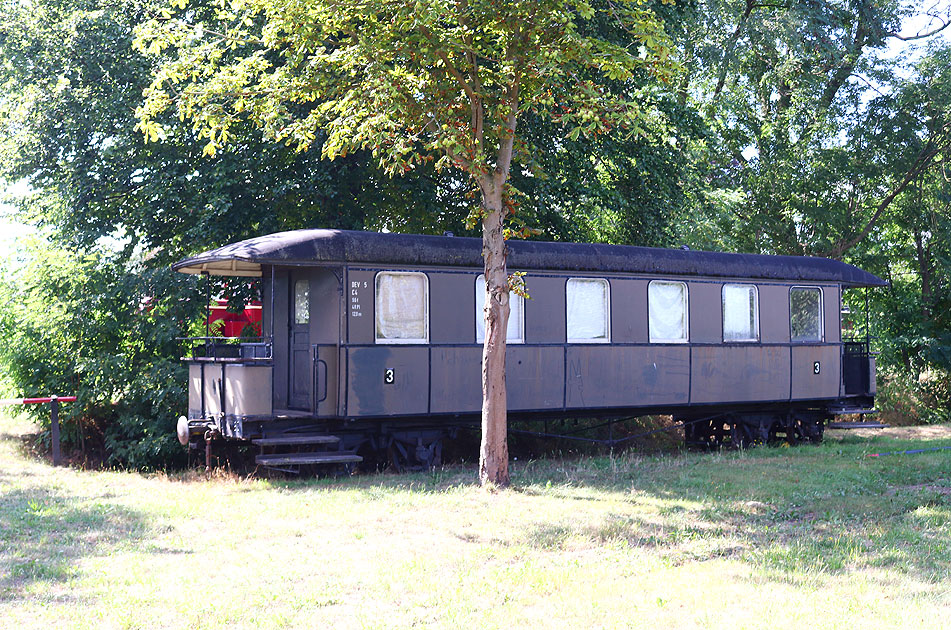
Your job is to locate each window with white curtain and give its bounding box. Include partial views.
[375,272,428,343]
[722,283,759,342]
[567,278,610,342]
[790,286,823,342]
[475,274,524,343]
[648,281,688,343]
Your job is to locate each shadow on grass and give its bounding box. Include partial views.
[514,435,951,584]
[0,485,149,603]
[167,430,951,587]
[265,431,951,586]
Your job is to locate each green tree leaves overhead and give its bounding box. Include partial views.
[680,0,951,258]
[136,0,677,178]
[0,0,470,259]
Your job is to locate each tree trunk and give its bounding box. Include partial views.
[479,180,511,487]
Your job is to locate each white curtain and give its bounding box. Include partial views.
[649,281,687,342]
[375,273,427,341]
[722,284,758,341]
[475,274,523,343]
[567,278,609,341]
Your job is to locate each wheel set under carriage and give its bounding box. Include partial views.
[681,410,827,449]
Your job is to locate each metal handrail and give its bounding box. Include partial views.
[178,336,274,361]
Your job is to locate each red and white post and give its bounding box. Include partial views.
[0,396,77,466]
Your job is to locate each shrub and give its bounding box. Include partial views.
[876,369,951,426]
[0,237,202,469]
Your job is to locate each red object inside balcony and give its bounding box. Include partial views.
[209,300,262,337]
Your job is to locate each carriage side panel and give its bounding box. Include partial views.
[346,346,430,416]
[566,346,689,408]
[792,345,841,400]
[690,346,791,403]
[758,284,791,344]
[346,269,376,344]
[430,347,482,414]
[524,276,566,344]
[429,272,475,344]
[687,282,722,343]
[824,285,841,344]
[188,364,203,419]
[430,347,565,414]
[201,363,223,417]
[223,365,273,417]
[609,279,649,343]
[506,346,565,409]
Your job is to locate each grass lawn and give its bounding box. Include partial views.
[2,412,951,629]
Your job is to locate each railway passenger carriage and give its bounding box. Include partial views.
[174,229,885,469]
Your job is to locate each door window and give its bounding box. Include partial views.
[294,278,309,325]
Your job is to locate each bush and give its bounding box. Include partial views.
[0,237,202,469]
[876,369,951,426]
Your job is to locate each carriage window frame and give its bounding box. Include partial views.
[648,280,689,344]
[722,283,760,343]
[374,271,430,345]
[566,277,611,343]
[475,274,525,344]
[789,286,824,343]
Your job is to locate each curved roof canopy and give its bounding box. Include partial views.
[173,229,887,288]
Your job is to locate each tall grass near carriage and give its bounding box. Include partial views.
[0,237,201,469]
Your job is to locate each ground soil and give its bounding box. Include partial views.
[826,423,951,441]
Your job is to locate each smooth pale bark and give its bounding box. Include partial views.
[479,179,511,487]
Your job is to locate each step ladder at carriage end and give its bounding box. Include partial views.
[255,452,363,466]
[252,435,341,447]
[252,434,362,469]
[827,406,887,429]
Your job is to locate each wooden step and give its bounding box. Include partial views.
[252,435,340,447]
[255,452,363,466]
[829,407,878,415]
[828,421,889,430]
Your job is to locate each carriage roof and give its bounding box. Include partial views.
[172,229,887,288]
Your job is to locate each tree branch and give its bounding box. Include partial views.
[456,0,484,159]
[824,128,951,258]
[795,15,868,148]
[419,25,478,104]
[494,27,525,184]
[887,16,951,41]
[712,0,756,103]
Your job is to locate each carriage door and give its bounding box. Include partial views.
[289,274,312,410]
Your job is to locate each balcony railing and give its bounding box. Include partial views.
[180,337,273,363]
